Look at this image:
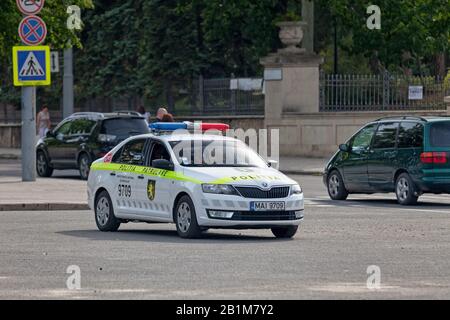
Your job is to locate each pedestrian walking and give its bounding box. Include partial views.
[36,104,51,138]
[155,107,168,122]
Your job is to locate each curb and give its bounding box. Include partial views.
[0,203,89,211]
[0,155,20,160]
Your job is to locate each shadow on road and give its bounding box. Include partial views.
[57,228,292,244]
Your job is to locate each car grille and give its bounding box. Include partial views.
[231,211,298,221]
[235,186,290,199]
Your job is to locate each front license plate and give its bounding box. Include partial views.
[250,201,285,211]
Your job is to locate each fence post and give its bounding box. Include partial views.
[230,79,237,113]
[382,71,390,110]
[319,70,325,111]
[198,75,204,114]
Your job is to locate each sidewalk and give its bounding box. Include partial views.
[0,177,88,211]
[0,148,326,211]
[0,148,21,160]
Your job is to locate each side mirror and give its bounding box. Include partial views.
[339,144,350,152]
[267,160,279,169]
[46,130,54,138]
[152,159,174,171]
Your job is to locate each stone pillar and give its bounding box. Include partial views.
[260,24,323,119]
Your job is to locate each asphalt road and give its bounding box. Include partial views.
[0,159,80,179]
[1,174,450,299]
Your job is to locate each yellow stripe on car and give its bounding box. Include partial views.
[91,162,203,184]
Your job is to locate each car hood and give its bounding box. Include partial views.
[181,166,297,186]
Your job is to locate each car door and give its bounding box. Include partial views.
[47,120,73,167]
[342,123,378,192]
[368,122,400,190]
[112,138,148,216]
[63,118,92,166]
[134,139,174,219]
[68,117,97,158]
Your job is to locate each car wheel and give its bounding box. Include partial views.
[174,195,202,239]
[78,153,92,180]
[395,173,418,205]
[327,170,349,200]
[271,226,298,239]
[36,150,53,177]
[95,190,121,231]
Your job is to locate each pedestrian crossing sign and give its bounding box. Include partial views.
[13,46,51,86]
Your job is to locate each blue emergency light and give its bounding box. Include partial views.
[149,122,230,132]
[149,122,188,131]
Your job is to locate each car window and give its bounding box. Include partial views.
[116,139,146,165]
[112,146,123,163]
[429,122,450,147]
[69,118,96,135]
[350,124,377,152]
[398,122,423,148]
[100,118,149,137]
[54,121,72,138]
[372,122,399,149]
[149,142,171,165]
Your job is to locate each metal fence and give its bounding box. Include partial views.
[319,72,449,112]
[0,77,265,123]
[177,77,265,116]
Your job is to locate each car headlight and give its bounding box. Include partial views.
[202,184,238,195]
[290,184,303,195]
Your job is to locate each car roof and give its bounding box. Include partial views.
[68,112,144,121]
[374,116,450,124]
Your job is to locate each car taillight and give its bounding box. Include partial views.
[420,152,447,164]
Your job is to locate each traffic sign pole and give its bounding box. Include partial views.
[21,86,37,182]
[15,0,48,182]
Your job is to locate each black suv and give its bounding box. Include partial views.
[36,112,150,179]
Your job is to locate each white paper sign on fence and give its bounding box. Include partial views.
[408,86,423,100]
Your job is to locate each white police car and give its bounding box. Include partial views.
[87,123,304,238]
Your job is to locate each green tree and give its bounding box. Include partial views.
[321,0,450,76]
[0,0,93,108]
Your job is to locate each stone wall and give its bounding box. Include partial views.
[268,110,449,157]
[0,124,21,148]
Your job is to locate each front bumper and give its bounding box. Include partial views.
[194,192,304,228]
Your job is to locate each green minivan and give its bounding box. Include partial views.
[323,116,450,205]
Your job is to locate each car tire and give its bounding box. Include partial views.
[327,170,349,200]
[174,195,202,239]
[78,153,92,180]
[94,190,121,232]
[271,226,298,239]
[395,173,419,206]
[36,150,53,177]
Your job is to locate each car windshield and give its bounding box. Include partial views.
[101,118,149,137]
[430,122,450,147]
[169,139,268,167]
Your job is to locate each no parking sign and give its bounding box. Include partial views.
[18,15,47,46]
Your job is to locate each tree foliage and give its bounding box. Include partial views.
[0,0,93,106]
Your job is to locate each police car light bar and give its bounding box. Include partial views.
[149,122,188,131]
[149,122,229,132]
